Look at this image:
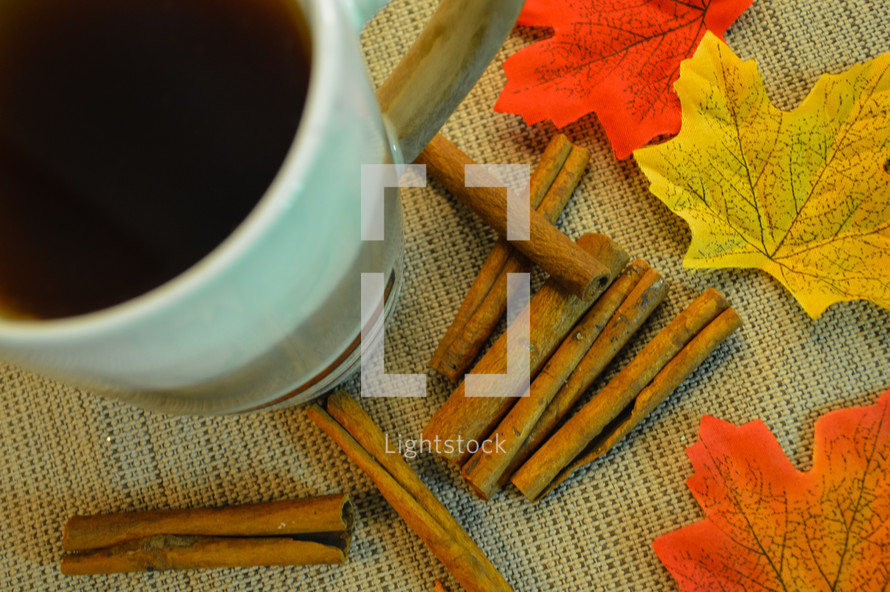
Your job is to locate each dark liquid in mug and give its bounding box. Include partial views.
[0,0,311,319]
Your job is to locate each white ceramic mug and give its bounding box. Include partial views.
[0,0,524,414]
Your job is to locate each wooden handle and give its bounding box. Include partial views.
[378,0,525,161]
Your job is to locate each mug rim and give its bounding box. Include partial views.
[0,0,337,341]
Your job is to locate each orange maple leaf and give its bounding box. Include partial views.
[494,0,751,159]
[654,389,890,591]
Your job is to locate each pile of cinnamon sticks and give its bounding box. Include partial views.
[58,132,743,585]
[425,133,596,380]
[421,134,742,502]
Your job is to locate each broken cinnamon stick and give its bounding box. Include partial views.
[62,495,353,552]
[424,234,628,465]
[431,135,590,381]
[417,133,609,300]
[460,260,655,500]
[535,308,742,500]
[61,534,347,575]
[503,265,670,478]
[307,391,514,592]
[512,288,736,501]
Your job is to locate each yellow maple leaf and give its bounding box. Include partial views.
[634,32,890,318]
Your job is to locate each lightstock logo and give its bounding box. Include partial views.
[360,163,531,399]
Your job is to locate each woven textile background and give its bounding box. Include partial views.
[2,0,888,590]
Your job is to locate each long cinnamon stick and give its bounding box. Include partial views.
[307,392,514,592]
[417,134,609,300]
[62,495,353,552]
[503,266,670,478]
[325,392,457,534]
[460,260,652,500]
[534,308,742,501]
[431,136,590,381]
[512,288,732,501]
[424,234,628,465]
[61,534,347,575]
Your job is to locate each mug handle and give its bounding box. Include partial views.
[344,0,526,163]
[340,0,390,29]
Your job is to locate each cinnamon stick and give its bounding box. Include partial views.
[325,392,457,533]
[424,234,628,465]
[435,135,571,369]
[417,134,609,300]
[437,252,529,380]
[62,495,353,552]
[535,308,742,500]
[431,135,590,381]
[512,288,735,501]
[528,134,574,202]
[460,260,654,500]
[307,391,514,592]
[61,534,347,575]
[446,144,595,374]
[438,145,592,381]
[503,265,670,478]
[535,146,591,222]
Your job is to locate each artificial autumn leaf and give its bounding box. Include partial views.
[653,388,890,591]
[494,0,751,159]
[635,33,890,317]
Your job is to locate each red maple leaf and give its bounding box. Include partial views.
[654,389,890,591]
[494,0,751,159]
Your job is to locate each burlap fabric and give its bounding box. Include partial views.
[1,0,888,590]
